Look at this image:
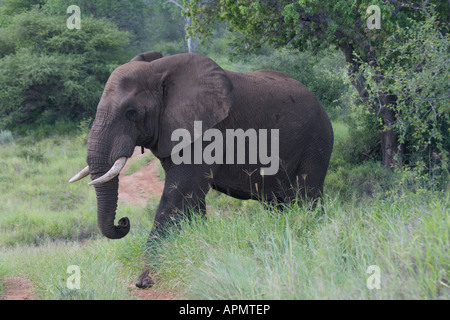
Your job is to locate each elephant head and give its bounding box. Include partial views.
[69,51,234,239]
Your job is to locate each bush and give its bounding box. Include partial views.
[0,130,14,145]
[325,161,396,200]
[337,109,381,166]
[153,40,185,56]
[0,9,130,128]
[362,9,449,181]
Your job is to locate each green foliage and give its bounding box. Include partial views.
[187,0,450,182]
[326,161,395,200]
[0,9,130,128]
[216,0,447,52]
[74,118,91,146]
[43,0,159,51]
[0,0,45,17]
[327,120,393,200]
[362,9,449,179]
[0,130,14,145]
[152,40,185,56]
[0,0,192,128]
[337,109,381,165]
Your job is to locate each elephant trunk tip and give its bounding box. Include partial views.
[100,217,131,239]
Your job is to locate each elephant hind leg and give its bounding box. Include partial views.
[274,158,328,208]
[295,158,328,204]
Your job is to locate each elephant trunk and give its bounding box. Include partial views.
[87,132,131,239]
[93,176,130,239]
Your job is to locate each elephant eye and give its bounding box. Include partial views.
[126,109,138,121]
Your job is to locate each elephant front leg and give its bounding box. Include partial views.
[136,164,214,289]
[152,163,213,231]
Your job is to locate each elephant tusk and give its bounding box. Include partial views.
[69,166,90,183]
[88,157,128,186]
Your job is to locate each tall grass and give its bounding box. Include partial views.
[0,136,94,246]
[146,191,449,299]
[0,134,156,247]
[1,127,448,300]
[1,240,135,299]
[0,132,155,299]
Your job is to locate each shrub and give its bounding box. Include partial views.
[0,9,130,128]
[337,108,381,166]
[0,130,14,145]
[153,40,185,55]
[362,9,449,181]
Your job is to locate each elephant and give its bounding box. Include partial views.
[69,51,334,287]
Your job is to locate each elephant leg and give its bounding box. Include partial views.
[152,164,214,231]
[271,157,327,208]
[136,164,215,289]
[293,158,328,207]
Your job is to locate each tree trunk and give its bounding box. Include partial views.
[379,95,400,168]
[339,43,400,168]
[185,17,199,53]
[166,0,200,53]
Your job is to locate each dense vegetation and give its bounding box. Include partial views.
[187,0,449,175]
[0,0,448,300]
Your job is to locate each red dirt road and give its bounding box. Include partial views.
[1,277,35,300]
[118,147,164,205]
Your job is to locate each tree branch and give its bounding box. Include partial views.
[165,0,188,12]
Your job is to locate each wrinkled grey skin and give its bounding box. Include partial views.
[82,51,333,287]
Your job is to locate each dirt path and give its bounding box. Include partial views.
[118,147,164,205]
[128,285,180,300]
[2,148,172,300]
[1,276,180,300]
[1,277,35,300]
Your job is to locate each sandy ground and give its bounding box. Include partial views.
[2,148,177,300]
[118,147,164,205]
[1,277,35,300]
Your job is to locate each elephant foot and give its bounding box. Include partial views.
[135,268,155,288]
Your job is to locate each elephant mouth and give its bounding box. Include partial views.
[137,136,158,154]
[89,157,128,185]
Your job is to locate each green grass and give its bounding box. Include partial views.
[1,239,137,299]
[0,136,97,246]
[0,126,448,300]
[146,191,449,299]
[0,134,153,299]
[124,152,154,176]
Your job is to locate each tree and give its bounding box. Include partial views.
[0,9,130,127]
[44,0,154,50]
[166,0,200,52]
[185,0,449,170]
[362,11,449,180]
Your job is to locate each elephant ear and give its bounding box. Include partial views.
[153,53,234,159]
[130,51,163,62]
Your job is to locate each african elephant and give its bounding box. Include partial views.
[69,51,333,286]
